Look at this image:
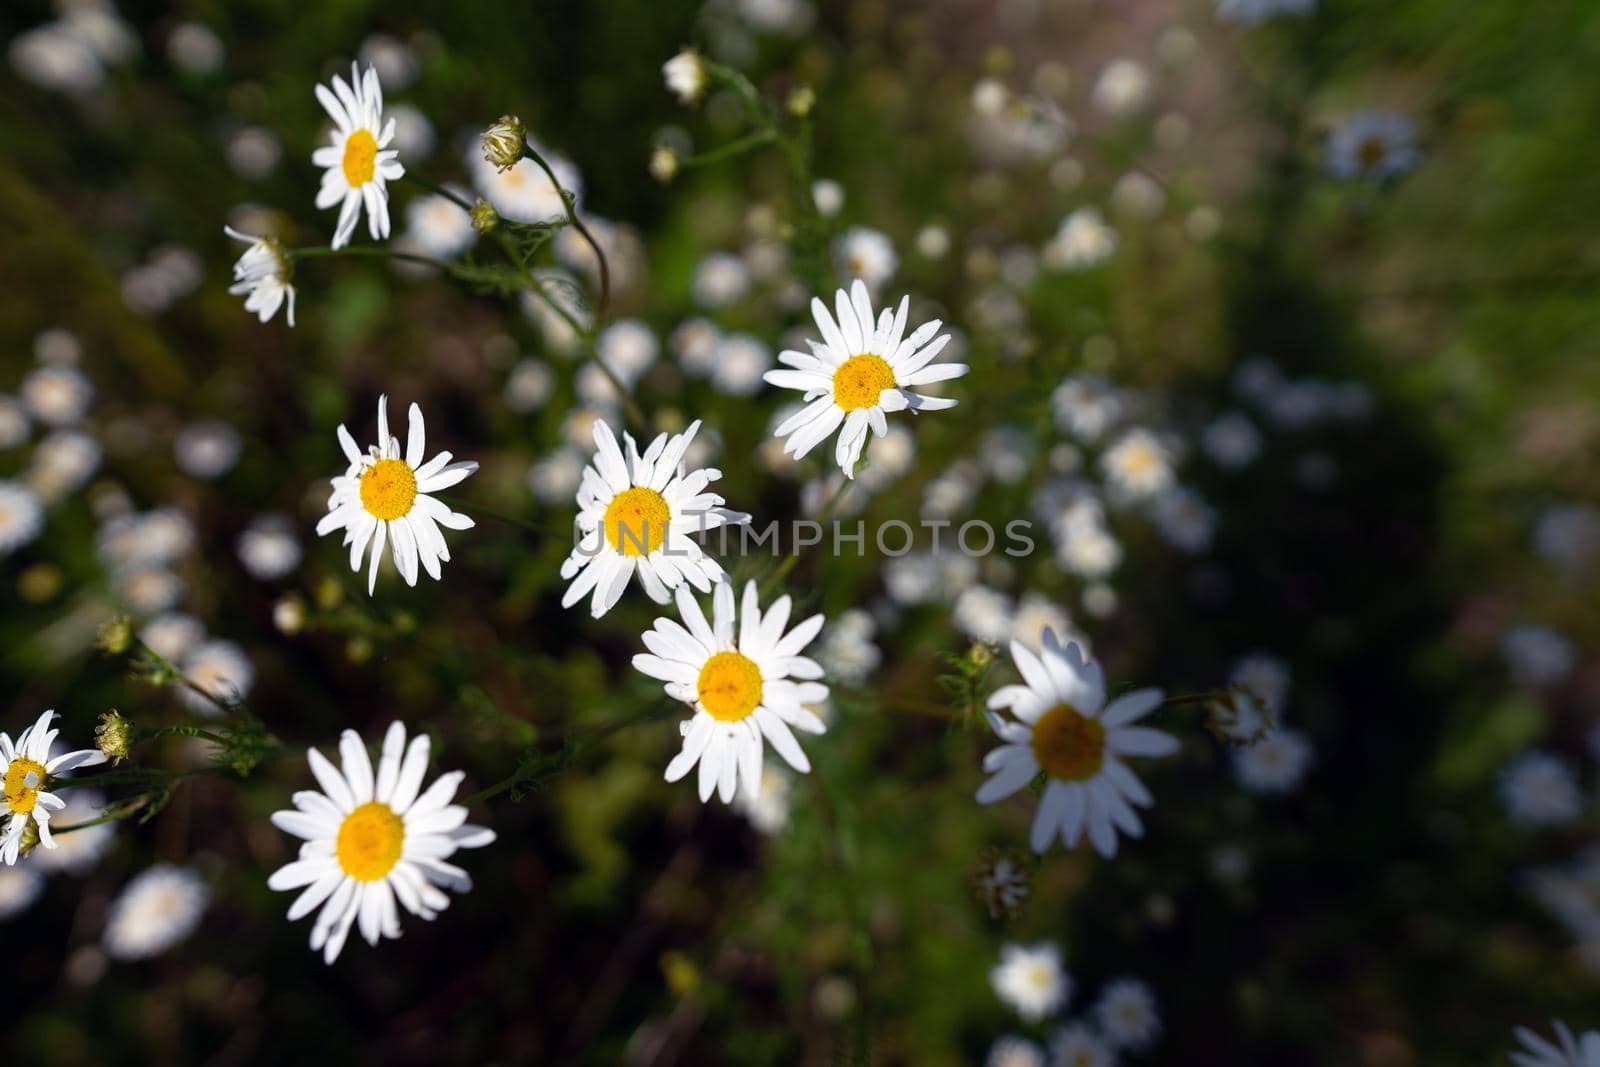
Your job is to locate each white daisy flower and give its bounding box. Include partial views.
[710,333,774,397]
[1233,727,1313,794]
[0,865,44,921]
[267,721,496,964]
[180,639,254,715]
[1050,374,1124,441]
[1092,58,1151,118]
[1326,109,1419,181]
[978,629,1177,855]
[102,864,209,960]
[311,62,403,250]
[1101,427,1175,500]
[1535,505,1600,575]
[1502,624,1576,687]
[238,513,303,580]
[315,395,478,595]
[1511,1021,1600,1067]
[1201,411,1262,469]
[0,395,29,448]
[0,481,44,557]
[1050,1024,1115,1067]
[986,1035,1046,1067]
[662,49,706,106]
[21,366,92,425]
[764,279,967,478]
[991,941,1069,1022]
[401,190,475,260]
[1094,977,1161,1050]
[224,225,296,325]
[635,581,829,805]
[691,252,750,309]
[1,710,108,865]
[139,612,205,662]
[834,226,898,291]
[175,418,242,477]
[954,585,1014,644]
[560,419,749,618]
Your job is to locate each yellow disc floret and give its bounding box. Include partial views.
[3,757,47,815]
[1031,703,1106,782]
[335,801,405,882]
[359,458,418,521]
[342,129,378,186]
[604,487,671,556]
[832,354,897,412]
[697,651,764,722]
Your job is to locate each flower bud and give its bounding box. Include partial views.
[273,593,305,636]
[481,115,526,172]
[95,710,132,764]
[471,197,500,234]
[649,145,679,184]
[661,49,707,106]
[786,85,816,118]
[97,615,132,655]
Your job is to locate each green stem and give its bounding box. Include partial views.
[521,143,611,318]
[132,724,230,746]
[287,244,458,273]
[401,171,474,214]
[436,493,552,538]
[680,128,777,169]
[760,469,857,595]
[460,705,675,808]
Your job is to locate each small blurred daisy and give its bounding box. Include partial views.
[955,585,1015,645]
[1535,505,1600,575]
[1055,517,1122,581]
[21,366,92,426]
[978,629,1177,855]
[1326,109,1419,181]
[140,612,205,662]
[1101,427,1175,500]
[1229,651,1291,717]
[1094,977,1161,1051]
[1,710,108,865]
[0,866,44,921]
[1051,375,1124,441]
[672,318,721,378]
[1502,624,1576,687]
[662,49,706,106]
[401,191,475,259]
[814,608,882,686]
[0,395,29,448]
[974,849,1031,919]
[1233,728,1313,794]
[1510,1021,1600,1067]
[1201,411,1262,470]
[812,178,845,217]
[733,765,793,834]
[115,567,183,617]
[561,419,748,618]
[225,127,282,179]
[1092,58,1151,118]
[528,447,585,506]
[32,788,113,875]
[180,639,254,715]
[1501,752,1584,828]
[986,1035,1046,1067]
[312,62,403,249]
[991,941,1069,1022]
[691,252,750,309]
[765,280,966,478]
[387,103,435,161]
[1207,688,1274,744]
[175,418,242,477]
[267,721,496,964]
[596,319,660,383]
[1152,487,1215,553]
[225,226,296,326]
[1050,1024,1115,1067]
[834,226,898,291]
[710,333,773,397]
[238,514,303,580]
[316,395,479,594]
[0,482,44,557]
[102,864,208,960]
[635,582,829,805]
[166,22,224,75]
[504,358,555,414]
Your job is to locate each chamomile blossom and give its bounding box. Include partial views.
[764,279,967,478]
[635,581,829,805]
[267,721,496,965]
[991,941,1070,1022]
[1,710,108,865]
[1233,728,1313,794]
[224,226,296,325]
[560,419,749,618]
[1326,109,1419,181]
[978,629,1177,856]
[311,62,403,249]
[1101,427,1175,500]
[103,864,208,960]
[316,396,478,594]
[1094,977,1161,1050]
[1511,1021,1600,1067]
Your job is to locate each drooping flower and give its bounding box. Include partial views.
[764,279,967,478]
[560,419,749,618]
[267,722,496,964]
[311,62,404,249]
[635,582,828,804]
[316,395,478,594]
[977,629,1177,856]
[224,226,296,326]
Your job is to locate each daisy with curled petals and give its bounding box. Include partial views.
[312,62,404,250]
[224,227,296,326]
[635,581,829,805]
[561,419,749,619]
[316,395,478,594]
[977,627,1177,856]
[763,278,968,478]
[1,710,107,865]
[267,721,496,965]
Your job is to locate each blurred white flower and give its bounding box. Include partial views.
[1510,1020,1600,1067]
[1535,505,1600,575]
[402,190,475,259]
[1110,171,1166,220]
[1152,487,1215,553]
[180,639,254,716]
[980,425,1032,485]
[986,1035,1046,1067]
[528,448,585,505]
[710,333,772,397]
[387,103,436,161]
[166,22,224,75]
[1216,0,1316,23]
[733,765,793,834]
[812,178,845,217]
[954,585,1014,644]
[1050,1025,1115,1067]
[0,482,44,557]
[691,252,750,309]
[1009,592,1079,652]
[1044,208,1117,271]
[672,318,722,377]
[238,514,303,580]
[140,612,205,662]
[834,226,898,291]
[1501,624,1576,687]
[0,396,29,449]
[662,49,706,106]
[1092,58,1151,117]
[596,320,659,383]
[175,419,242,478]
[21,366,92,426]
[0,866,44,921]
[815,608,882,686]
[1228,652,1291,717]
[504,358,555,414]
[1201,411,1262,469]
[1051,375,1124,441]
[358,33,417,90]
[991,942,1069,1022]
[1326,109,1419,181]
[916,224,950,259]
[1094,977,1162,1050]
[1233,728,1313,793]
[9,23,103,93]
[225,126,282,179]
[473,145,580,224]
[1501,752,1584,828]
[116,567,184,617]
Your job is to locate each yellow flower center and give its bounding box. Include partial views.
[697,651,763,722]
[335,801,405,882]
[1031,703,1106,781]
[342,129,378,186]
[1357,137,1387,170]
[604,487,670,556]
[832,354,896,412]
[3,757,47,815]
[359,458,418,521]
